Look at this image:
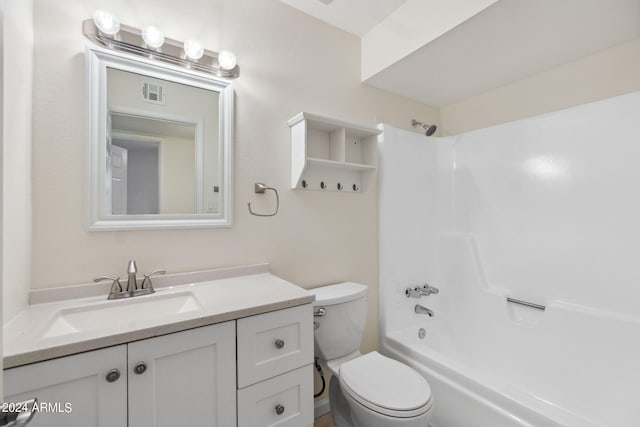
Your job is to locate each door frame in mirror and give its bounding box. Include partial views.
[85,47,233,230]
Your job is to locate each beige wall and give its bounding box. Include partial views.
[30,0,439,361]
[160,136,196,214]
[3,0,32,323]
[441,37,640,134]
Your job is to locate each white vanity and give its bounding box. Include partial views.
[3,265,314,427]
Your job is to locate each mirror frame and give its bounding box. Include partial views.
[85,47,233,230]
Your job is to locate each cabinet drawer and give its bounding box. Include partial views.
[237,364,313,427]
[237,304,313,387]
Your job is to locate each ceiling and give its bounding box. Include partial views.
[280,0,640,106]
[278,0,409,36]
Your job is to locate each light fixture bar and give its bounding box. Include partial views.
[82,20,239,79]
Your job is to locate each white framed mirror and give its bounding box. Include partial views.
[86,47,233,230]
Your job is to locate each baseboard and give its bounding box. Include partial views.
[314,398,330,418]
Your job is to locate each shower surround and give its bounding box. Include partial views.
[378,91,640,427]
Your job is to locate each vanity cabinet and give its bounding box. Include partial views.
[4,321,236,427]
[3,345,128,427]
[127,322,236,427]
[4,305,313,427]
[237,304,314,427]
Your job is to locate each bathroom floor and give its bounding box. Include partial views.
[314,412,333,427]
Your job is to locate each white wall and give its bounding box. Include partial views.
[441,37,640,134]
[378,126,454,333]
[453,91,640,315]
[379,91,640,426]
[30,0,439,358]
[2,0,32,324]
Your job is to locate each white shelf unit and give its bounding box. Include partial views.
[288,112,381,192]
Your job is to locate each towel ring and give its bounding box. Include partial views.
[247,183,279,217]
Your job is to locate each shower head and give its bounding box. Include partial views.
[411,119,437,136]
[424,124,437,136]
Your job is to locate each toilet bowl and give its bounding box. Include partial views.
[311,282,433,427]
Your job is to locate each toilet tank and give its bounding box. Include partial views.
[311,282,368,361]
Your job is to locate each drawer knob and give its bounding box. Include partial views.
[274,339,285,349]
[275,404,285,415]
[134,361,147,375]
[106,368,121,383]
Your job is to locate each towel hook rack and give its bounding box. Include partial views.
[247,183,279,217]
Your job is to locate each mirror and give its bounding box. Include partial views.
[86,48,233,230]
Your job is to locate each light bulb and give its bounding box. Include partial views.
[142,26,165,49]
[183,39,204,60]
[218,50,237,70]
[93,10,120,36]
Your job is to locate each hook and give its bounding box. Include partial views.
[247,183,279,217]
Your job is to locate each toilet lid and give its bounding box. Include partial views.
[339,352,432,415]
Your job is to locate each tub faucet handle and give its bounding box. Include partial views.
[405,288,422,298]
[419,284,439,296]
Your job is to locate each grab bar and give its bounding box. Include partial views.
[507,297,545,311]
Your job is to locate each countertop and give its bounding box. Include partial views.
[4,270,313,368]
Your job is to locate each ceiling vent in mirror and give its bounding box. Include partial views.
[142,82,165,104]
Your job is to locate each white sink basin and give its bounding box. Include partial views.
[42,291,203,338]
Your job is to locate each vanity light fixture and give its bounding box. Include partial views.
[92,10,120,36]
[183,39,205,60]
[218,49,237,71]
[83,12,240,79]
[141,26,165,49]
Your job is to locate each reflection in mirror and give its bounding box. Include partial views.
[110,114,197,215]
[86,48,233,230]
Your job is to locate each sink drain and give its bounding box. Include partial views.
[418,328,426,339]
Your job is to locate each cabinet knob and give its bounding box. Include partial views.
[274,339,285,349]
[106,369,121,383]
[134,361,147,375]
[275,404,285,415]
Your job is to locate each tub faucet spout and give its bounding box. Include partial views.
[415,304,434,317]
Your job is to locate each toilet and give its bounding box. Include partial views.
[311,282,434,427]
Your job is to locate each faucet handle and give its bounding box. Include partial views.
[405,287,422,298]
[422,284,439,295]
[141,270,166,290]
[94,276,122,294]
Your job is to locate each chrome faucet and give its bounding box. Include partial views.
[127,259,138,292]
[415,304,435,317]
[94,260,165,300]
[406,284,440,298]
[416,284,439,296]
[405,287,422,298]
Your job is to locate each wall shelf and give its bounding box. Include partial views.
[288,112,382,192]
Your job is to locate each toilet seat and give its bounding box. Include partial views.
[339,351,433,418]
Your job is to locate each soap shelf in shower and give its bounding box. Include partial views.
[288,112,381,192]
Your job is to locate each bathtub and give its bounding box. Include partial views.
[379,234,640,427]
[380,265,640,427]
[377,104,640,427]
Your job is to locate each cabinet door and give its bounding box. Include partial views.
[128,321,236,427]
[4,345,127,427]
